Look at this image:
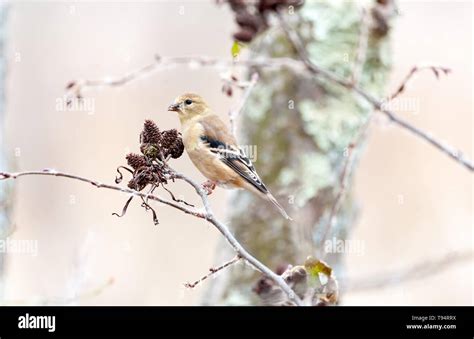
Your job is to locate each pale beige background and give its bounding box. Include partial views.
[1,1,472,305]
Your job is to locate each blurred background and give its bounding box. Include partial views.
[0,0,472,305]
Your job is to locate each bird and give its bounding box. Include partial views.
[168,93,292,220]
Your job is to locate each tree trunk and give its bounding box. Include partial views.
[203,1,394,305]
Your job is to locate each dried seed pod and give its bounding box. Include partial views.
[127,180,139,190]
[233,28,255,43]
[115,120,187,225]
[222,84,233,97]
[141,119,161,144]
[126,153,147,170]
[286,0,305,8]
[258,0,282,13]
[65,81,76,89]
[227,0,304,44]
[160,129,184,159]
[252,277,273,295]
[235,12,262,33]
[227,0,246,10]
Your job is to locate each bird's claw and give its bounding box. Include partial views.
[202,180,217,195]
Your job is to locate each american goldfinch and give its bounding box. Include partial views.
[168,93,291,220]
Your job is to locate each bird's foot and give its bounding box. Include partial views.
[201,180,217,195]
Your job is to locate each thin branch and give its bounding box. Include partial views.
[387,64,451,101]
[169,170,304,305]
[65,49,472,171]
[228,72,259,136]
[350,7,370,86]
[377,106,474,171]
[320,114,374,254]
[0,169,205,218]
[184,255,241,289]
[277,11,474,172]
[342,250,473,292]
[221,72,257,91]
[65,55,306,98]
[0,169,303,306]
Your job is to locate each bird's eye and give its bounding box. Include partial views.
[184,99,193,105]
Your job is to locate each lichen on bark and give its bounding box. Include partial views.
[202,1,394,305]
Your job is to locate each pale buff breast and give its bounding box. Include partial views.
[182,120,240,187]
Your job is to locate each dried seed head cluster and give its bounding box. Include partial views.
[371,0,397,37]
[253,256,338,306]
[140,119,161,144]
[125,153,147,171]
[139,119,184,160]
[160,129,184,159]
[114,119,188,225]
[227,0,304,43]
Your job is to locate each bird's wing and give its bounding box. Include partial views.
[199,115,268,194]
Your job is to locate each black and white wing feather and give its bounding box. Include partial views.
[200,135,268,194]
[197,115,291,220]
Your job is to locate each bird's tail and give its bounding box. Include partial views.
[266,193,292,221]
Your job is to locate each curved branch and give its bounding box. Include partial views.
[68,49,473,172]
[65,55,306,98]
[0,169,303,306]
[277,11,474,172]
[320,114,375,255]
[387,65,451,101]
[185,255,241,289]
[0,169,203,218]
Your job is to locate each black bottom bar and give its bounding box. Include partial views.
[0,306,472,338]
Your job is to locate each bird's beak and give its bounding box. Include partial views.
[168,103,180,112]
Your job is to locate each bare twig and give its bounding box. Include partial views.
[221,72,257,91]
[387,65,451,101]
[169,170,304,305]
[0,169,303,306]
[65,51,471,172]
[185,255,241,289]
[0,169,205,218]
[277,11,474,172]
[229,72,259,136]
[350,7,370,86]
[65,55,306,99]
[319,114,374,254]
[342,250,473,292]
